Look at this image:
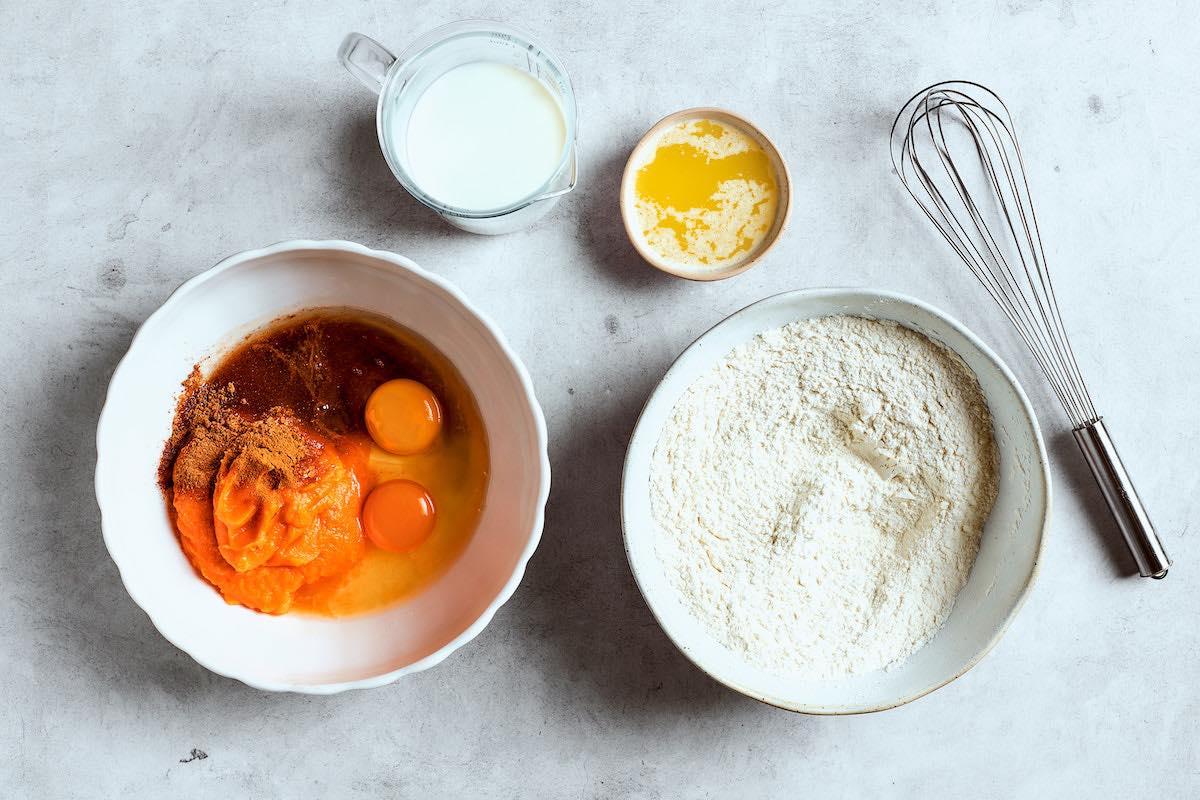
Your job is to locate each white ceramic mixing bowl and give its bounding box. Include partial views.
[95,241,549,693]
[622,288,1050,714]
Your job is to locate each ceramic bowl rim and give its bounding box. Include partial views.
[94,239,551,694]
[620,286,1051,714]
[618,107,792,282]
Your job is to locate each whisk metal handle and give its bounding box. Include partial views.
[1072,418,1170,578]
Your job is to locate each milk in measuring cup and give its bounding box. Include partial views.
[401,62,567,211]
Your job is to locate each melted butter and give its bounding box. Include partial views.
[633,119,779,268]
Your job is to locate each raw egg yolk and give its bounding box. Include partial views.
[362,479,437,553]
[365,379,443,455]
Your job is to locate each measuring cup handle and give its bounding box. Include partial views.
[338,33,396,94]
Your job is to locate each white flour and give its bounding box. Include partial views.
[650,315,999,679]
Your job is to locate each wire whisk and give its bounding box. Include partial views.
[890,80,1170,578]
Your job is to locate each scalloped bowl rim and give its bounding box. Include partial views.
[94,240,550,693]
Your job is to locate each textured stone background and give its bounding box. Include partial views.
[2,1,1197,796]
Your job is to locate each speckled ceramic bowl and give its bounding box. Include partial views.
[622,288,1050,714]
[95,241,550,693]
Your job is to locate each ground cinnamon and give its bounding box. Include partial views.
[216,413,322,493]
[161,372,320,499]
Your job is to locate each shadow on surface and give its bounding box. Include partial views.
[1048,429,1138,577]
[511,373,750,719]
[328,109,458,244]
[27,316,267,706]
[574,147,674,291]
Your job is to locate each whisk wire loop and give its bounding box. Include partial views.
[890,82,1098,428]
[890,80,1168,578]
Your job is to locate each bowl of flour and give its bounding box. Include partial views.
[622,288,1050,714]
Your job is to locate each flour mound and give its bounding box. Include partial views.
[650,315,999,679]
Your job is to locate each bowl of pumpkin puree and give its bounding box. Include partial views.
[96,241,549,693]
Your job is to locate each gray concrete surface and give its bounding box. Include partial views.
[2,1,1198,797]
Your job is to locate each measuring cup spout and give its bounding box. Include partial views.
[338,33,396,94]
[532,151,578,204]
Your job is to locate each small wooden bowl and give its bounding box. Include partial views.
[619,108,792,281]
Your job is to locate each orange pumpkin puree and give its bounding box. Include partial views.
[159,309,489,616]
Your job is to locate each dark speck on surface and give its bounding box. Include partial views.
[567,387,575,395]
[604,314,620,336]
[161,222,172,232]
[179,748,208,764]
[1087,94,1103,114]
[98,259,126,291]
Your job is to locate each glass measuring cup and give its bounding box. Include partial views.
[339,21,579,235]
